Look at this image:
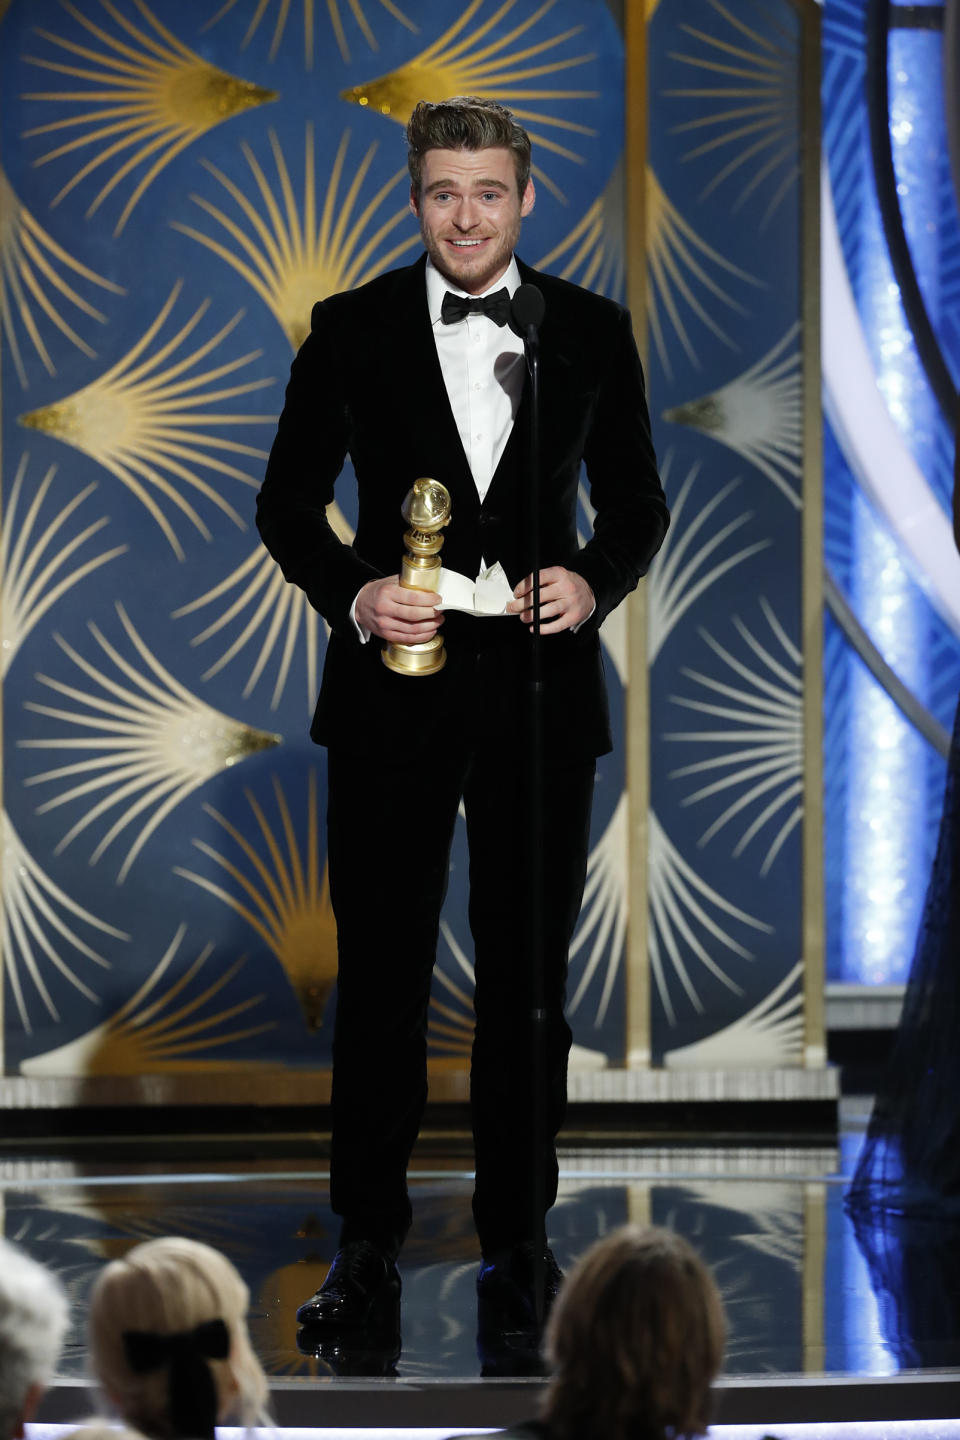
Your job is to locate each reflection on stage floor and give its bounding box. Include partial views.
[5,1098,960,1424]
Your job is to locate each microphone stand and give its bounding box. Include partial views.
[516,290,546,1327]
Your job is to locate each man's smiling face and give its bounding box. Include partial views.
[410,146,535,296]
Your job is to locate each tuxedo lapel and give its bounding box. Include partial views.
[386,257,479,515]
[482,260,577,512]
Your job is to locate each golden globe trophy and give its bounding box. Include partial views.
[382,478,451,677]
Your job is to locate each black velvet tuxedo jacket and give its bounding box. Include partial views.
[256,254,668,764]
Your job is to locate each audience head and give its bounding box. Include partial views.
[0,1236,69,1440]
[88,1236,268,1440]
[542,1225,726,1440]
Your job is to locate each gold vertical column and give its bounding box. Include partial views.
[800,0,826,1068]
[625,0,652,1068]
[0,7,7,1073]
[802,1181,827,1370]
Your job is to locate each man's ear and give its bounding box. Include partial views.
[14,1381,45,1437]
[520,177,536,218]
[409,184,420,219]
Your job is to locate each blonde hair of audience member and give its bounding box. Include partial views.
[0,1237,69,1440]
[88,1237,268,1440]
[540,1226,725,1440]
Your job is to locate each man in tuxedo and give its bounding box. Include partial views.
[256,97,668,1334]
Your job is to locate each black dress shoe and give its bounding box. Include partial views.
[297,1297,402,1375]
[296,1241,401,1329]
[476,1242,564,1331]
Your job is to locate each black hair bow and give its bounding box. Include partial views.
[122,1318,230,1440]
[122,1317,230,1373]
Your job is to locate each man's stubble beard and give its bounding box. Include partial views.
[419,211,521,295]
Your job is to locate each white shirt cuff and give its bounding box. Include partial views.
[349,590,371,643]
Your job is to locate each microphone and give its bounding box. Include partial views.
[509,283,545,339]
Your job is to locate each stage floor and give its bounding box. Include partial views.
[7,1098,960,1431]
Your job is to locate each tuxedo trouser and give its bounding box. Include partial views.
[325,740,596,1258]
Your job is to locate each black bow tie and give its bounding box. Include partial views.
[441,287,510,327]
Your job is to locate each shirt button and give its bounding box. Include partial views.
[474,383,482,391]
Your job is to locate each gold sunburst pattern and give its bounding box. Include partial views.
[204,0,417,67]
[172,503,353,712]
[663,324,802,508]
[0,165,124,388]
[19,603,280,882]
[21,923,274,1073]
[22,0,277,234]
[1,453,127,678]
[666,597,803,875]
[174,770,338,1032]
[19,282,276,560]
[646,166,763,379]
[664,0,799,225]
[535,158,624,297]
[173,126,419,352]
[340,0,599,202]
[2,810,125,1035]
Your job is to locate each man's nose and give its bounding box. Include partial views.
[453,199,480,229]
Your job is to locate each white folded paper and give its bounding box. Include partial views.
[437,562,514,617]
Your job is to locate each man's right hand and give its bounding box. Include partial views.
[355,577,443,644]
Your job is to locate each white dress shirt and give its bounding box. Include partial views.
[350,257,524,639]
[424,255,525,502]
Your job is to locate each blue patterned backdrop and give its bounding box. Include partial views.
[0,0,636,1079]
[0,0,822,1082]
[645,0,816,1064]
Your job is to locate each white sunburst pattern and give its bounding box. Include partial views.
[666,597,803,875]
[18,603,280,883]
[18,281,278,562]
[646,166,764,380]
[0,163,124,388]
[663,0,801,227]
[171,504,354,713]
[567,792,626,1026]
[662,324,802,509]
[647,449,773,666]
[664,961,804,1068]
[1,453,127,679]
[1,809,125,1035]
[648,809,772,1030]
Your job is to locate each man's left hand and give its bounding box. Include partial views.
[507,567,595,633]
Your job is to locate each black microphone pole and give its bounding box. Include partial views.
[511,283,547,1325]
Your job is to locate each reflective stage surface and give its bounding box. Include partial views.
[7,1099,960,1428]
